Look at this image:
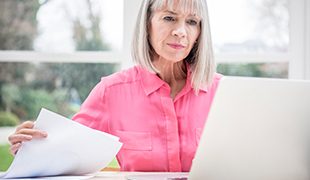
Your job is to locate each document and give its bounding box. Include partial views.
[0,108,122,179]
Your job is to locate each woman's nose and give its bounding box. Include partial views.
[172,22,186,38]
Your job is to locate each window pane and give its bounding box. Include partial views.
[0,62,119,121]
[208,0,289,53]
[217,63,288,78]
[0,0,123,52]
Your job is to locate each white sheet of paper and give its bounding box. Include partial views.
[0,108,122,179]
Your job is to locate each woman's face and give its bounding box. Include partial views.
[149,7,201,63]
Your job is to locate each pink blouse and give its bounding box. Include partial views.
[73,65,222,172]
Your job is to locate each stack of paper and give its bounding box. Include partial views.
[0,108,122,179]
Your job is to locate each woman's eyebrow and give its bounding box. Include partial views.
[163,10,178,15]
[162,10,199,19]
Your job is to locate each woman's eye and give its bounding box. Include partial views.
[187,19,198,26]
[163,16,175,22]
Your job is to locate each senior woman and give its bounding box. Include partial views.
[8,0,222,172]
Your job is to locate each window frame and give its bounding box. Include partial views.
[215,0,310,80]
[288,0,309,79]
[0,0,309,80]
[0,0,139,65]
[305,0,310,79]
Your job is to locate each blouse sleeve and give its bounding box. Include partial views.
[72,79,109,132]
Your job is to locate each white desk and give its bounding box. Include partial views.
[90,171,189,180]
[0,171,189,179]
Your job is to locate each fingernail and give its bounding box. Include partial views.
[42,132,48,137]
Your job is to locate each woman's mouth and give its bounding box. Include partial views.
[167,43,186,49]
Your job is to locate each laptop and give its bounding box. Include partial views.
[127,76,310,180]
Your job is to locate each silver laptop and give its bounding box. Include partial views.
[128,76,310,180]
[190,76,310,180]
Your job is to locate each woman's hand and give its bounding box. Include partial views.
[8,121,48,155]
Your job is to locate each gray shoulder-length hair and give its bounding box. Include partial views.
[132,0,215,93]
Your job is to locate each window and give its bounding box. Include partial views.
[0,62,118,119]
[0,0,125,120]
[0,0,309,121]
[209,0,289,54]
[208,0,290,78]
[0,0,123,52]
[217,63,288,78]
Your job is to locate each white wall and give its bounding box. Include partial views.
[305,0,310,80]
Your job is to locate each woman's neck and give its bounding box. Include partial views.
[152,57,187,99]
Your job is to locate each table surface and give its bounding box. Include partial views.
[0,171,189,179]
[90,171,189,180]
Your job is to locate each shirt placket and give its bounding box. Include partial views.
[160,96,182,172]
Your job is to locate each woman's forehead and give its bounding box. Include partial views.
[151,0,202,17]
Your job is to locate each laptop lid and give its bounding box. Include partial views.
[189,77,310,180]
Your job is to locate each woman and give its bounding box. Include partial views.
[8,0,222,172]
